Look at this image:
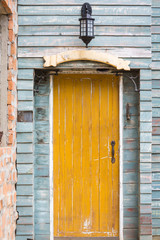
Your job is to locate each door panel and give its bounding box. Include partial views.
[53,74,119,238]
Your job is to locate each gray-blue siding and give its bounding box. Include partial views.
[16,0,153,239]
[152,0,160,237]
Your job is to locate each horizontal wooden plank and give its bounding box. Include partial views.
[124,172,138,184]
[123,183,138,195]
[17,80,33,90]
[153,118,160,127]
[153,136,160,145]
[34,235,50,240]
[35,211,50,224]
[35,131,49,144]
[123,229,138,240]
[35,96,49,107]
[152,0,160,7]
[17,153,34,163]
[18,91,33,101]
[35,223,50,235]
[18,101,33,111]
[140,122,152,132]
[152,154,160,162]
[152,26,160,34]
[124,195,138,207]
[18,36,151,47]
[152,17,160,25]
[140,111,152,122]
[152,43,160,51]
[153,108,160,118]
[35,189,50,200]
[153,89,160,98]
[153,127,160,135]
[140,184,152,193]
[18,0,151,5]
[18,69,34,79]
[152,228,160,235]
[17,216,33,225]
[34,177,49,189]
[153,218,160,228]
[140,81,152,91]
[152,190,160,200]
[123,161,139,173]
[140,173,152,183]
[17,122,33,132]
[140,132,152,143]
[17,174,33,185]
[35,107,49,121]
[152,209,160,219]
[152,71,160,80]
[17,196,33,206]
[18,46,151,58]
[124,207,138,217]
[35,155,49,165]
[123,149,139,161]
[153,173,160,181]
[124,128,138,139]
[140,91,152,101]
[16,224,33,235]
[17,133,33,143]
[16,236,33,240]
[152,7,160,16]
[152,52,160,61]
[124,217,138,229]
[140,193,152,204]
[17,206,33,216]
[35,200,50,212]
[152,61,160,70]
[152,200,160,208]
[140,101,152,111]
[140,69,151,80]
[18,15,151,26]
[17,163,33,174]
[17,185,33,196]
[140,162,151,172]
[34,165,49,177]
[18,25,151,37]
[140,153,152,163]
[17,143,33,153]
[123,139,139,150]
[153,80,160,89]
[18,5,151,16]
[18,24,151,37]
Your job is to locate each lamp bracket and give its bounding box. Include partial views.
[126,74,139,92]
[81,3,92,17]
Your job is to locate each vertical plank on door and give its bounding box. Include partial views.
[82,78,92,233]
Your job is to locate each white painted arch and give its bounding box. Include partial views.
[43,50,130,71]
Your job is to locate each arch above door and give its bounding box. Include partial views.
[43,50,130,71]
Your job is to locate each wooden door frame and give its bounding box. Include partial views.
[49,73,123,240]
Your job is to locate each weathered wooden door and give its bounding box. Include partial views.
[53,74,119,239]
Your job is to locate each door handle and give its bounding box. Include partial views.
[111,141,115,164]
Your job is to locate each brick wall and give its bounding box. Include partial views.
[0,0,17,239]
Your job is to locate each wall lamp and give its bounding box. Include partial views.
[79,3,95,47]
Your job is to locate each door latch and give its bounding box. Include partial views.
[111,141,115,164]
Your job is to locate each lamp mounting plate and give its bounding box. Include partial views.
[81,3,92,17]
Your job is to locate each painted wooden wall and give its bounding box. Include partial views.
[152,0,160,238]
[16,0,154,239]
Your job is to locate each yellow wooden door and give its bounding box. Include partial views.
[53,74,119,238]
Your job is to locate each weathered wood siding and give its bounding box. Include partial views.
[123,73,139,240]
[152,0,160,238]
[16,0,153,239]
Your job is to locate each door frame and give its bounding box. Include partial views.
[49,73,123,240]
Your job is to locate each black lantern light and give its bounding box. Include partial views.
[79,3,95,47]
